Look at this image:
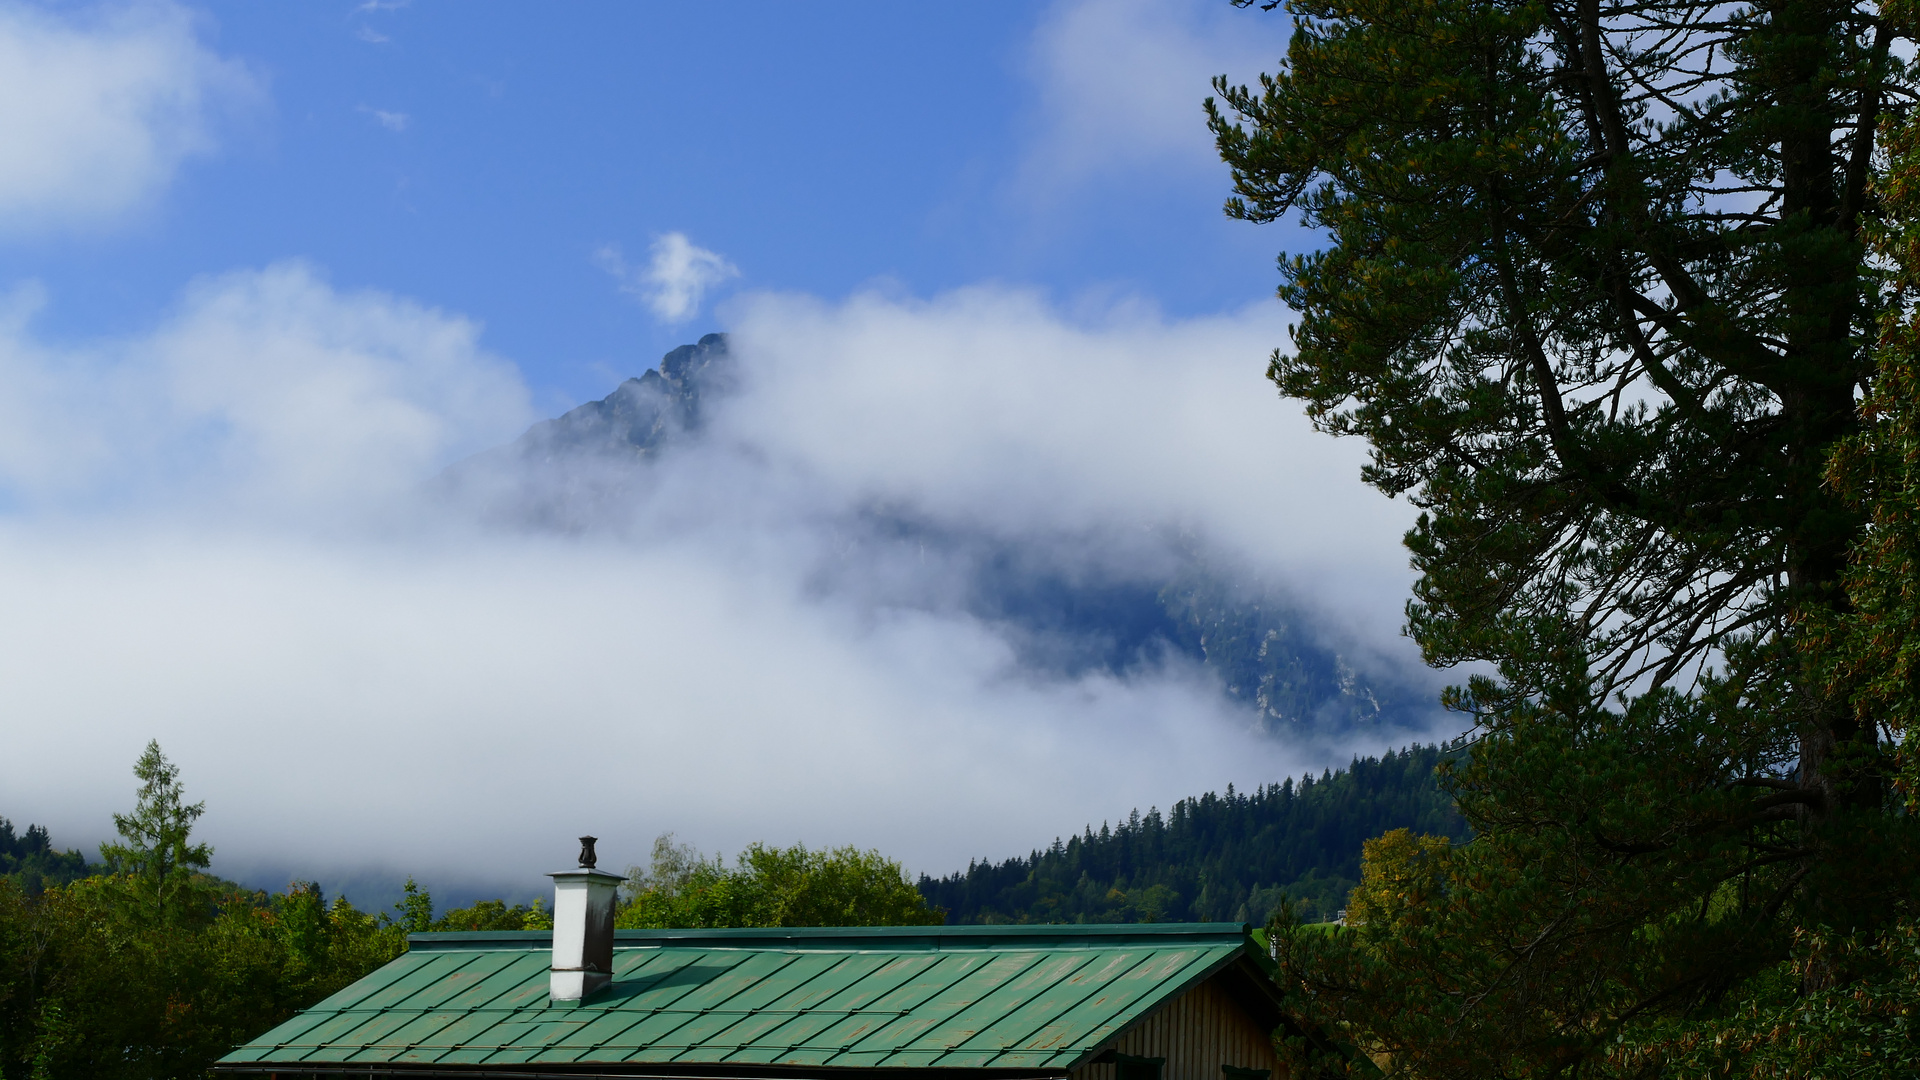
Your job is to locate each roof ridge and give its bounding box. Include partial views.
[406,923,1253,951]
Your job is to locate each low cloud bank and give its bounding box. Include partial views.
[0,0,258,233]
[722,287,1416,646]
[0,266,1441,902]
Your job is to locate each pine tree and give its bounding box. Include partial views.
[1208,0,1920,1071]
[98,740,213,925]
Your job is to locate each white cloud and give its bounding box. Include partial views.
[0,261,532,522]
[597,233,740,324]
[361,106,408,132]
[1022,0,1287,188]
[355,26,390,45]
[0,272,1435,901]
[720,286,1418,644]
[0,0,259,233]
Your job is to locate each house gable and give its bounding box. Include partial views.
[1071,976,1283,1080]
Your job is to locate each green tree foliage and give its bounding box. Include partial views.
[1208,0,1920,1073]
[616,833,943,929]
[1614,922,1920,1078]
[1633,66,1920,1080]
[433,895,553,932]
[920,746,1464,924]
[0,744,409,1079]
[0,819,92,897]
[97,741,214,926]
[0,875,407,1080]
[1819,80,1920,814]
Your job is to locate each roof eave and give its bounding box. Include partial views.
[210,1063,1075,1080]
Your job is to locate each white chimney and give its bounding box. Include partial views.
[550,835,621,1004]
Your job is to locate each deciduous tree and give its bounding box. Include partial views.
[617,834,942,929]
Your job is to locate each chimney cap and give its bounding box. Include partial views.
[578,836,599,869]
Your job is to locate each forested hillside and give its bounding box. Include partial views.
[0,816,92,895]
[919,744,1463,924]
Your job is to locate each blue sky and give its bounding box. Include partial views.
[0,0,1433,897]
[3,0,1301,409]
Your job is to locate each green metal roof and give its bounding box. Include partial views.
[217,924,1267,1076]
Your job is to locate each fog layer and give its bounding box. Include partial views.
[0,267,1437,901]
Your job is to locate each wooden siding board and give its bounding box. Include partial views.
[1068,979,1283,1080]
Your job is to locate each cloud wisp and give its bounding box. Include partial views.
[0,268,1437,901]
[361,106,408,132]
[597,233,740,324]
[1020,0,1287,192]
[0,0,259,234]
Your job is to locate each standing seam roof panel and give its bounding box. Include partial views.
[599,949,936,1060]
[966,950,1188,1053]
[812,951,1058,1064]
[659,953,904,1064]
[1021,951,1223,1055]
[708,953,975,1066]
[1006,950,1181,1053]
[563,954,791,1063]
[933,949,1223,1068]
[907,952,1096,1060]
[214,925,1263,1074]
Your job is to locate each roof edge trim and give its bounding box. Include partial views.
[406,924,1254,952]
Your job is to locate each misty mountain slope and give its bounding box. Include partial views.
[435,335,730,529]
[510,333,732,459]
[438,335,1441,734]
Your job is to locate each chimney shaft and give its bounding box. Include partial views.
[549,840,621,1004]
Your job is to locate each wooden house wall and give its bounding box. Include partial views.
[1067,977,1284,1080]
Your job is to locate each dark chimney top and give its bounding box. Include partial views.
[578,836,598,869]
